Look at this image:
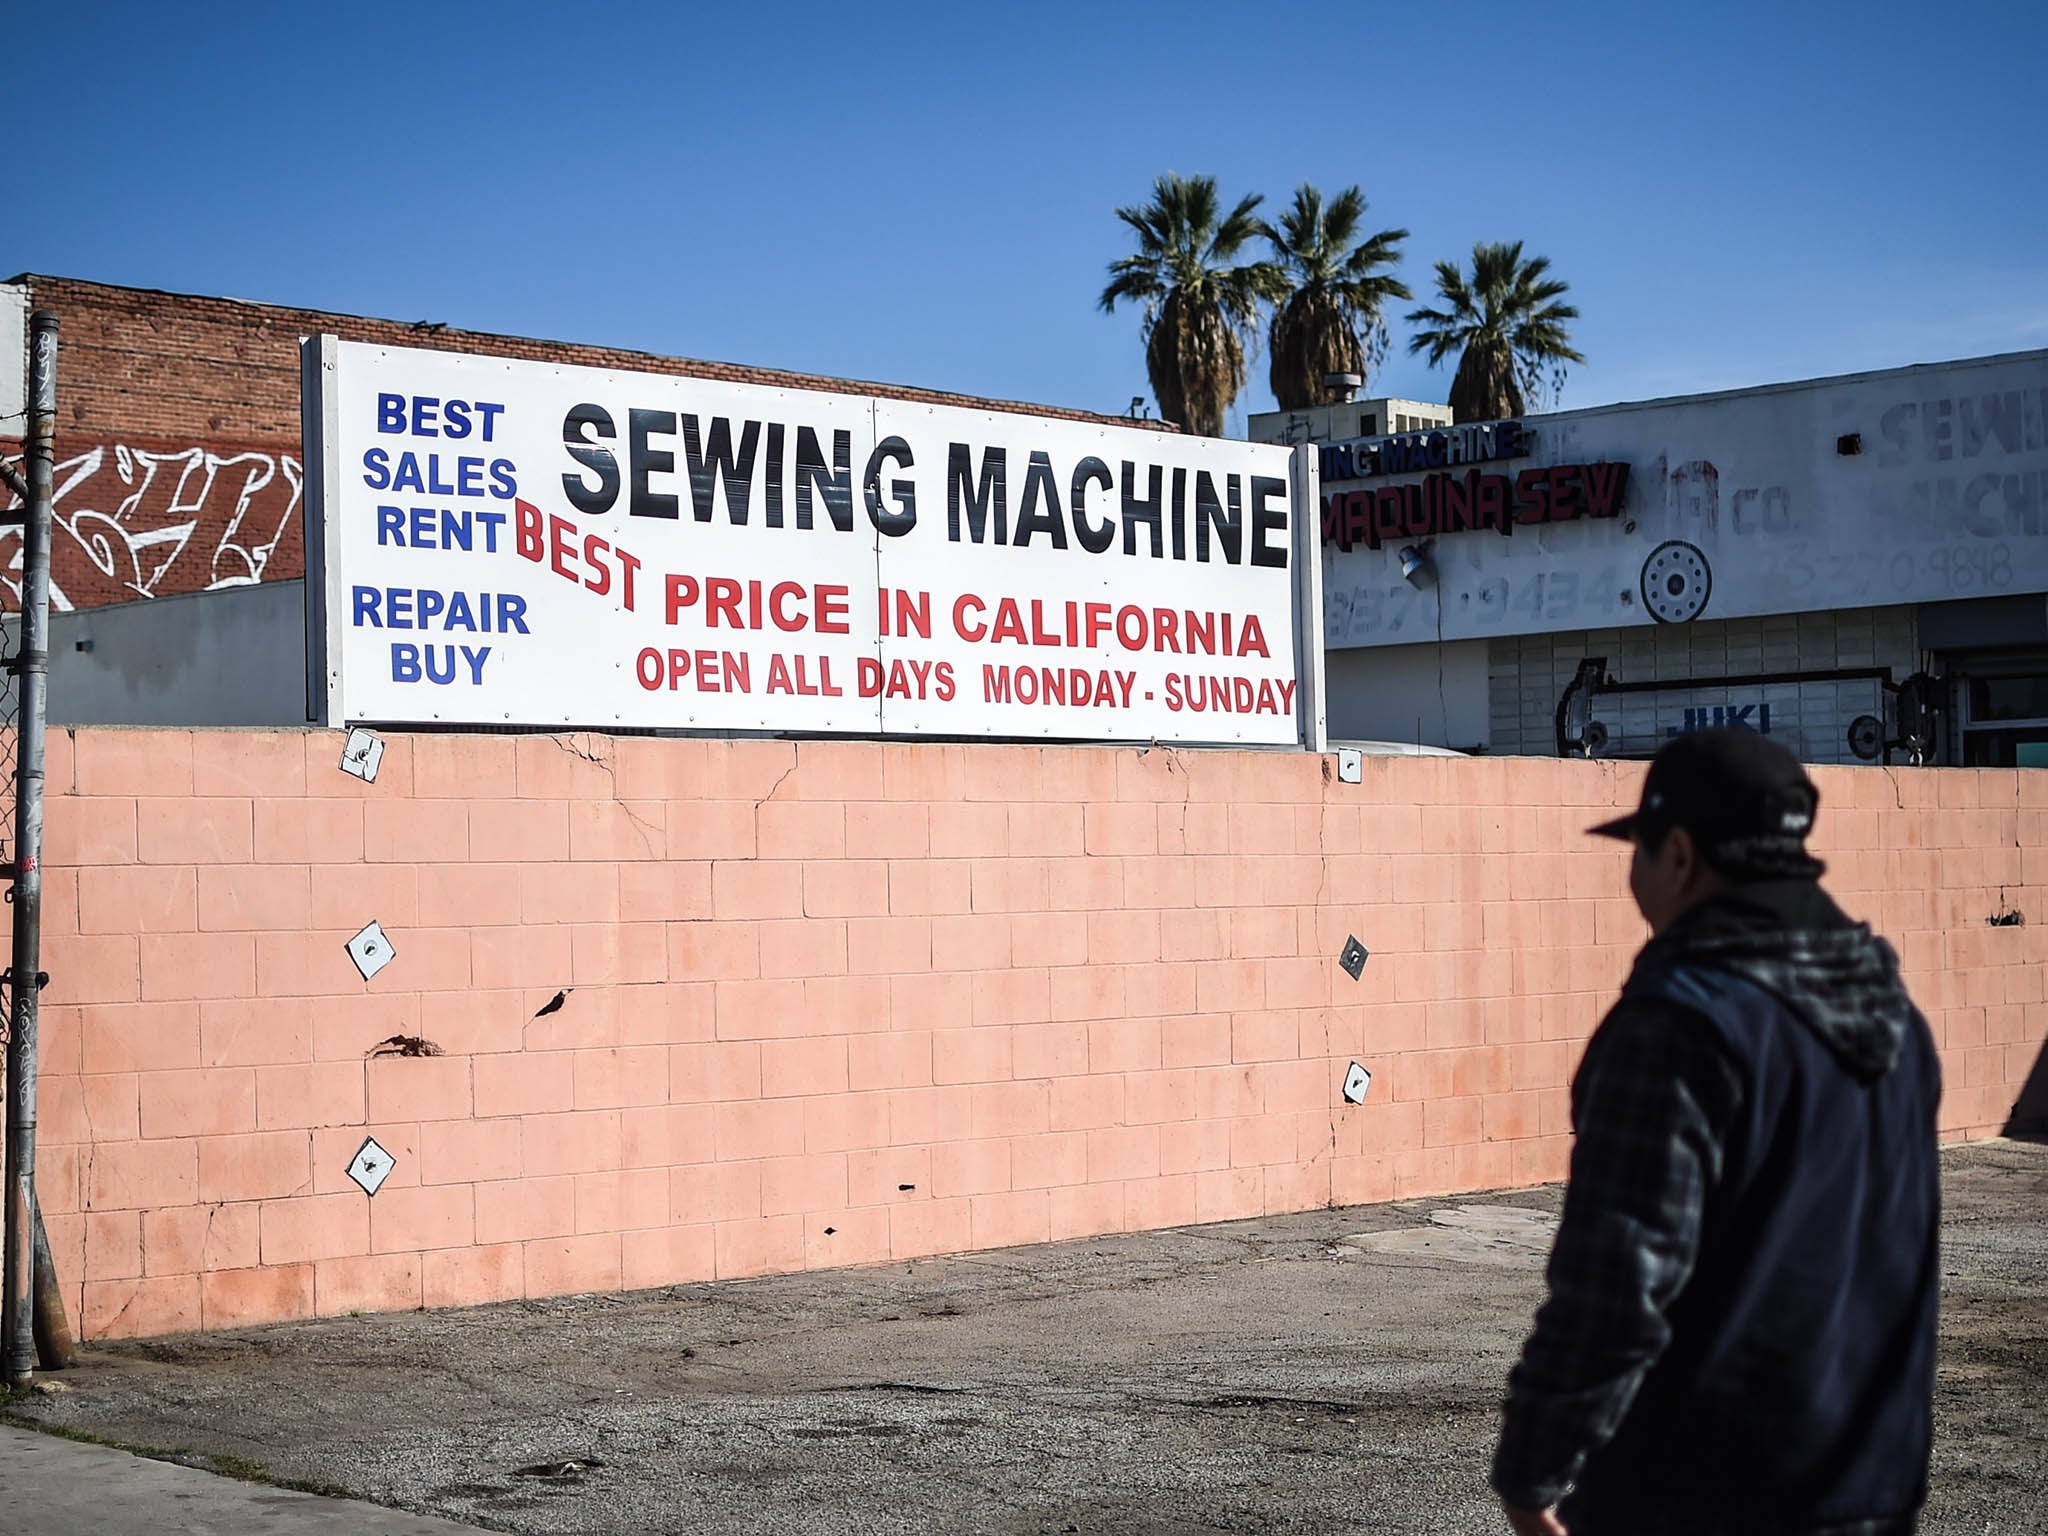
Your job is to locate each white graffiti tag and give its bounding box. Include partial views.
[1,442,302,611]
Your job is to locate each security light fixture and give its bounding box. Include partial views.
[1398,544,1433,585]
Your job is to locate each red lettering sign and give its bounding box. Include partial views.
[1319,462,1630,551]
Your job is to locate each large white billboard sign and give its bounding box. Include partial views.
[1318,349,2048,648]
[304,340,1315,744]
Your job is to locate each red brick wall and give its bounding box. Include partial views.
[17,731,2045,1339]
[2,275,1170,610]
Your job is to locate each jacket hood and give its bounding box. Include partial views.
[1639,883,1917,1082]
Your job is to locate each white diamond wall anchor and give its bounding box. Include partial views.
[1342,1063,1372,1105]
[1337,748,1362,785]
[339,728,385,783]
[346,921,396,981]
[347,1136,395,1196]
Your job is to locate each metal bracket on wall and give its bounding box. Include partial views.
[1554,657,1918,761]
[345,921,396,981]
[339,728,384,783]
[1338,937,1369,980]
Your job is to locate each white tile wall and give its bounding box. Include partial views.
[1490,605,1920,763]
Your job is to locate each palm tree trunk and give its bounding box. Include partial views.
[1449,345,1523,424]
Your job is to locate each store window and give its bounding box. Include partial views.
[1959,668,2048,766]
[1968,675,2048,722]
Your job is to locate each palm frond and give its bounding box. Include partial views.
[1408,240,1583,420]
[1104,173,1277,434]
[1263,183,1408,408]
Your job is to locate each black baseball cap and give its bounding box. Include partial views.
[1590,727,1823,874]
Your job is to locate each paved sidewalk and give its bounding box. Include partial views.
[0,1424,479,1534]
[3,1138,2042,1534]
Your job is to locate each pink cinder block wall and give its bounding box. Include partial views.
[11,729,2046,1340]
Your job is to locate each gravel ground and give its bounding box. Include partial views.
[6,1139,2043,1534]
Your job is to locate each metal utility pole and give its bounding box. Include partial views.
[3,310,57,1387]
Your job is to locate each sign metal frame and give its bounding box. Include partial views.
[301,336,1325,749]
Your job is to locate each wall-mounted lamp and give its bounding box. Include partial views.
[1397,544,1433,585]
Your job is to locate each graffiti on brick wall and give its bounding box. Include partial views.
[1,441,303,611]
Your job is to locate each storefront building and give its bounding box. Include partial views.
[11,277,2048,768]
[1254,348,2048,765]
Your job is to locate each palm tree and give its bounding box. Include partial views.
[1262,184,1410,410]
[1406,241,1584,423]
[1100,173,1285,437]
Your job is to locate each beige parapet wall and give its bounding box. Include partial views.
[9,730,2044,1339]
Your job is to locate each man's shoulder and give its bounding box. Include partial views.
[1602,965,1754,1051]
[1621,959,1775,1026]
[1613,958,1810,1073]
[1581,986,1746,1100]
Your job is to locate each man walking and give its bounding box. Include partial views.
[1493,728,1940,1536]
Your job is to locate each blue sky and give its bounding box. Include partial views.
[8,1,2044,431]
